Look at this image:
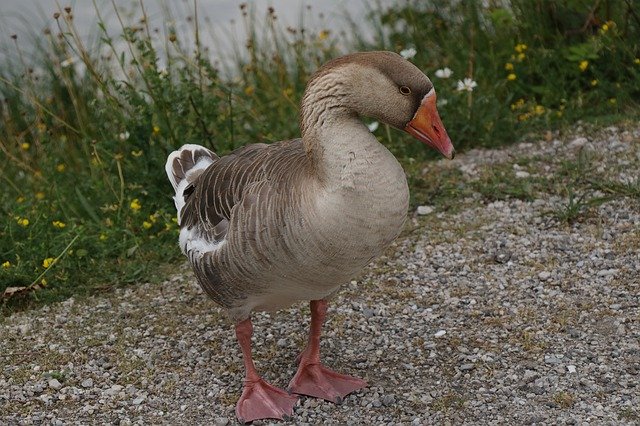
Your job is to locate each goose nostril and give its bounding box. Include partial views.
[432,125,440,135]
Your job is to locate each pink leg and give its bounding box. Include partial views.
[288,300,367,403]
[234,318,297,423]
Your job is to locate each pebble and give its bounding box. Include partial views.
[434,330,446,338]
[81,379,93,388]
[416,205,434,215]
[48,379,62,390]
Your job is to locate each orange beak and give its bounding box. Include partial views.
[404,89,455,159]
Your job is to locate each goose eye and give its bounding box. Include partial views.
[399,85,411,95]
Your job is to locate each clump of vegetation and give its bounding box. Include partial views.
[1,0,638,311]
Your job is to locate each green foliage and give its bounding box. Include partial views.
[364,0,640,156]
[1,1,639,311]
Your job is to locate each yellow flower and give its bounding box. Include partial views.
[130,198,142,212]
[282,87,294,97]
[131,150,143,157]
[514,43,528,53]
[2,261,10,269]
[142,221,152,229]
[609,98,617,104]
[244,86,255,96]
[510,98,525,111]
[41,278,47,286]
[99,233,108,241]
[318,30,330,41]
[152,125,160,136]
[590,79,598,86]
[533,105,545,115]
[517,53,526,61]
[504,62,514,71]
[56,163,66,172]
[601,23,609,32]
[16,196,25,203]
[21,142,30,150]
[149,213,158,223]
[52,220,66,229]
[518,112,531,122]
[579,60,589,72]
[16,217,29,227]
[634,58,640,65]
[35,192,45,200]
[507,73,517,81]
[42,257,55,268]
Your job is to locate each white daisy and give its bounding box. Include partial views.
[434,67,453,79]
[456,78,478,92]
[367,121,379,132]
[399,47,417,60]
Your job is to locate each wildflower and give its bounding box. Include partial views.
[35,192,45,200]
[400,47,417,60]
[434,67,453,79]
[510,98,525,110]
[579,60,589,72]
[533,105,545,115]
[634,58,640,65]
[504,62,514,71]
[52,220,66,229]
[517,53,526,61]
[367,121,379,132]
[609,98,617,105]
[16,196,25,203]
[42,257,55,268]
[60,57,75,68]
[118,131,130,141]
[56,163,66,172]
[601,23,609,32]
[21,142,30,150]
[131,150,143,157]
[99,233,108,241]
[437,98,448,107]
[514,43,527,53]
[507,73,517,81]
[2,261,10,269]
[16,217,29,227]
[282,87,293,97]
[244,86,255,96]
[149,213,158,223]
[41,278,47,286]
[518,112,531,121]
[130,198,142,212]
[142,221,152,229]
[591,79,598,86]
[152,125,160,136]
[318,30,330,41]
[456,78,478,92]
[158,68,168,79]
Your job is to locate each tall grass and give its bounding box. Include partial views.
[1,0,638,311]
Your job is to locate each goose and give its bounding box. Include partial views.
[165,51,454,423]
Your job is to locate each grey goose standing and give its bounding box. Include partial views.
[165,51,454,423]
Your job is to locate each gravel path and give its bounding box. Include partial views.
[2,126,639,425]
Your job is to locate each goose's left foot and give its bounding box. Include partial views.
[288,362,366,403]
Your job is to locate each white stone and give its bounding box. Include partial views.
[48,379,62,390]
[417,205,434,215]
[515,171,530,179]
[434,330,446,338]
[567,365,577,374]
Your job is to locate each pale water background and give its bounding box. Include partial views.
[0,0,393,70]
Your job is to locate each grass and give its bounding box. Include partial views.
[1,1,639,313]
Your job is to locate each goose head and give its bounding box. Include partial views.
[302,51,455,159]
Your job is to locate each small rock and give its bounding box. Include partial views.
[460,363,475,371]
[597,269,617,277]
[515,170,530,179]
[132,395,146,405]
[48,379,62,390]
[276,338,287,347]
[538,271,551,281]
[81,378,93,388]
[434,330,446,338]
[381,395,395,406]
[417,205,434,215]
[544,355,561,364]
[567,365,577,374]
[214,417,229,426]
[569,137,588,148]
